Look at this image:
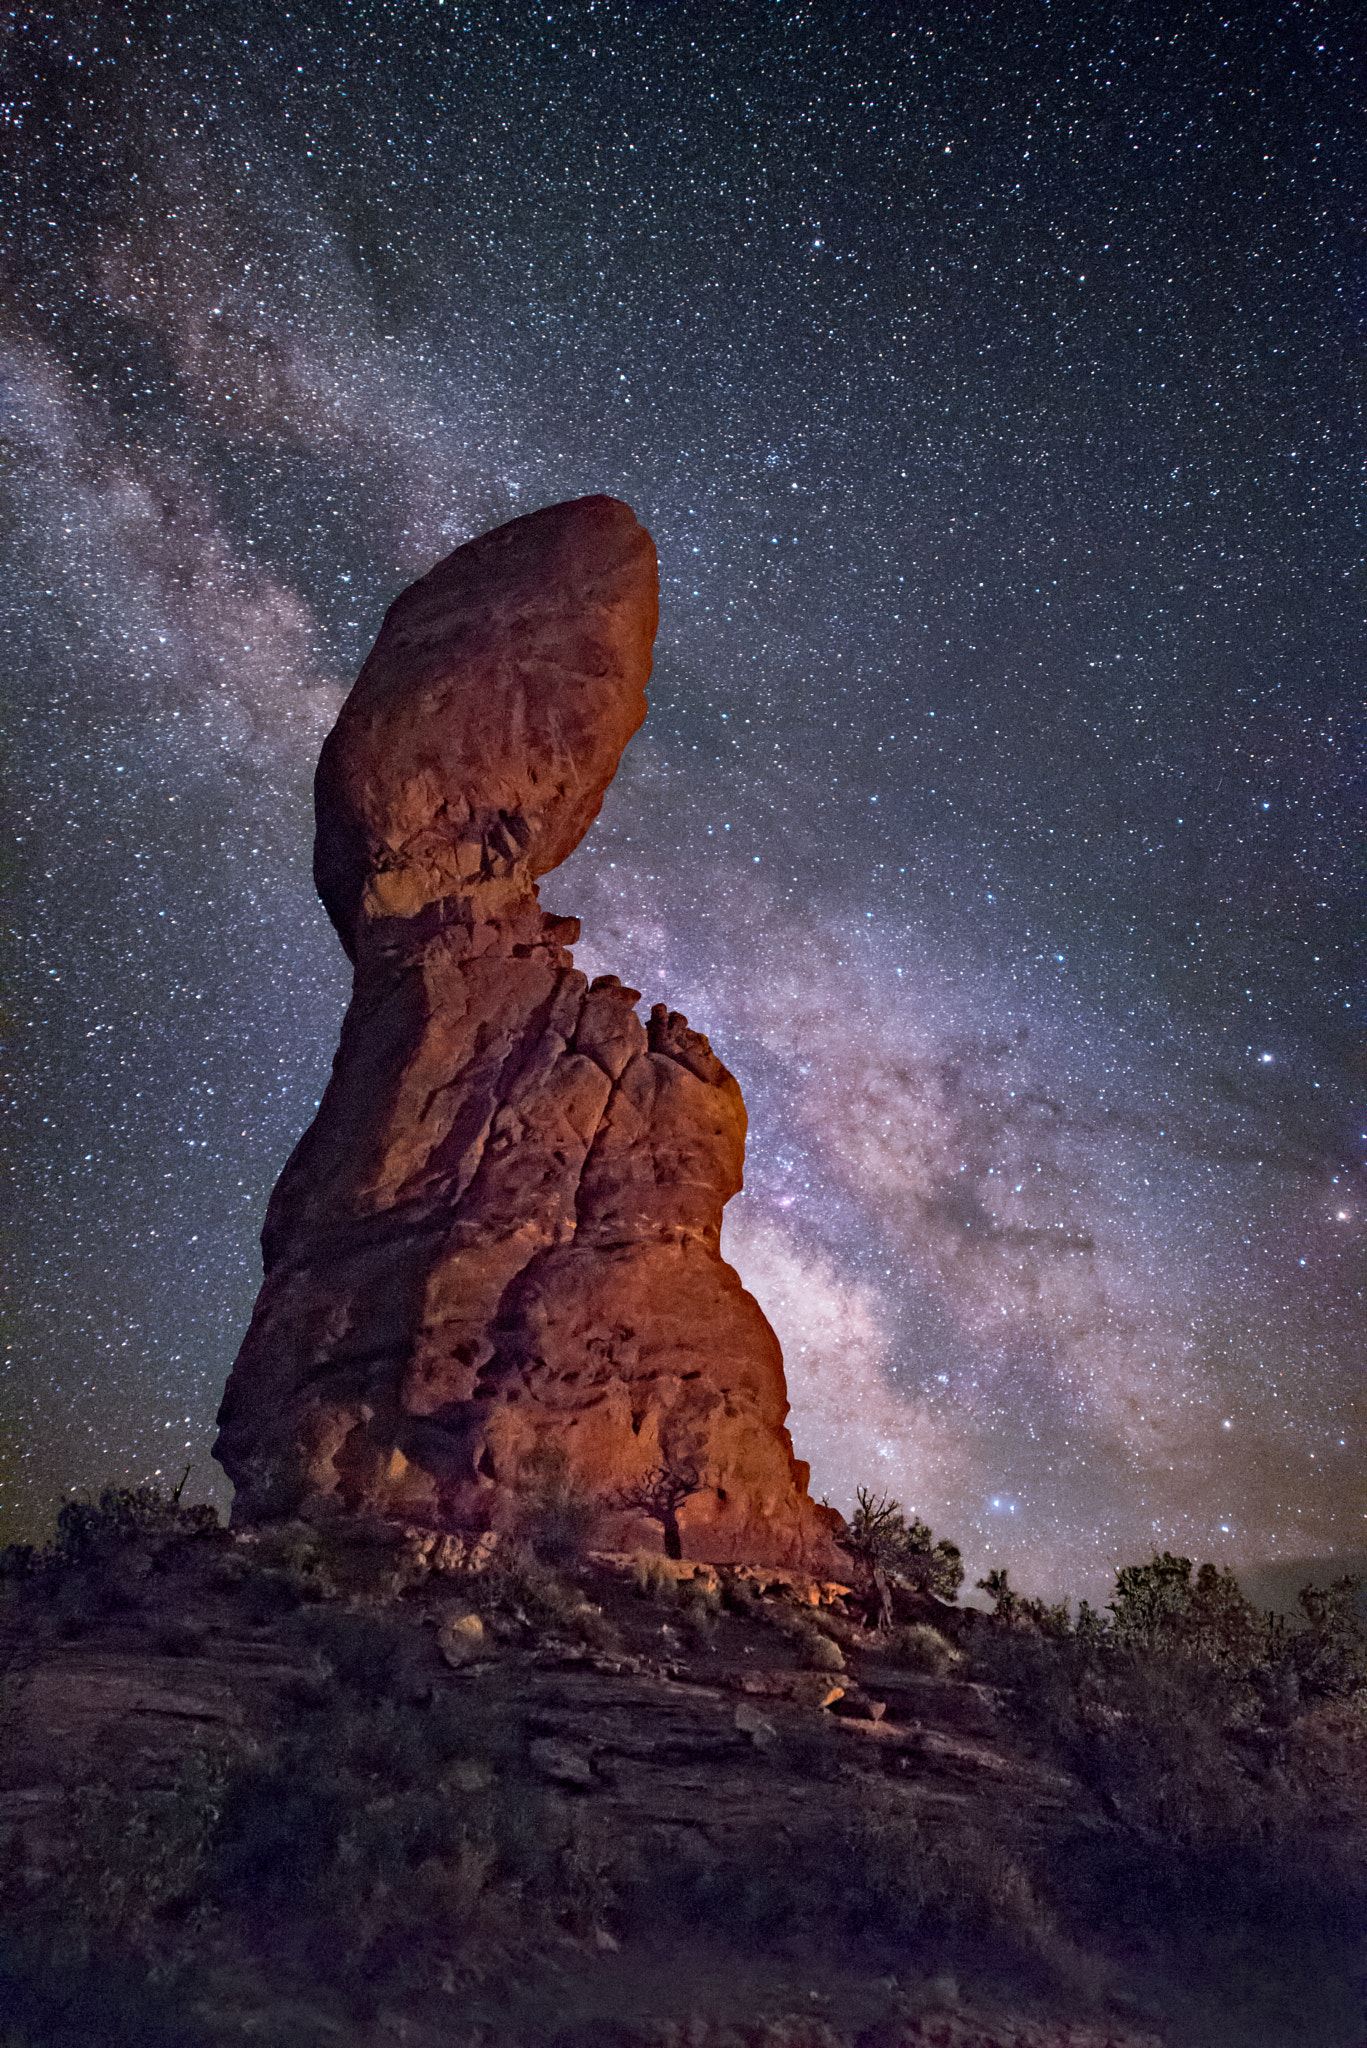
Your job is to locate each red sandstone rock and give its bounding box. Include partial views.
[215,495,840,1569]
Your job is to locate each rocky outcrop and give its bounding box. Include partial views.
[215,495,839,1567]
[0,1525,1181,2045]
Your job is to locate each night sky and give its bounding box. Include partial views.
[3,0,1361,1597]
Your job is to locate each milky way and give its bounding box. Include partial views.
[3,1,1361,1595]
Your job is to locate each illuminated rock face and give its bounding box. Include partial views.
[214,496,839,1569]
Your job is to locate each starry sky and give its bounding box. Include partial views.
[2,0,1361,1596]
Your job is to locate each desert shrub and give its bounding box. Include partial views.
[40,1482,220,1572]
[1287,1574,1367,1699]
[2,1486,223,1635]
[616,1822,828,1944]
[620,1774,1061,1997]
[1106,1551,1203,1644]
[966,1606,1073,1702]
[757,1600,846,1672]
[235,1521,346,1613]
[841,1490,964,1618]
[630,1553,679,1601]
[717,1567,757,1616]
[487,1541,619,1651]
[54,1745,228,1939]
[2,1484,222,1633]
[194,1607,619,1977]
[800,1629,846,1672]
[12,1603,617,2004]
[885,1622,962,1675]
[49,1484,218,1561]
[204,1687,566,1978]
[551,1804,620,1940]
[678,1571,721,1616]
[0,1743,230,2048]
[964,1553,1367,2044]
[515,1444,601,1565]
[0,1485,218,1584]
[974,1567,1073,1639]
[1078,1656,1258,1838]
[676,1577,721,1648]
[838,1780,1057,1971]
[291,1603,427,1701]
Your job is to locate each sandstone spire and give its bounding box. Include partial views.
[215,496,838,1567]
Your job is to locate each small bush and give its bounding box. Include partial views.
[630,1553,679,1601]
[515,1444,601,1566]
[676,1578,720,1648]
[242,1521,341,1606]
[678,1572,722,1617]
[839,1779,1056,1964]
[1289,1574,1367,1699]
[801,1630,846,1673]
[191,1608,616,1981]
[292,1604,427,1701]
[718,1567,757,1616]
[489,1542,620,1651]
[7,1590,609,1997]
[886,1622,962,1675]
[618,1773,1059,1987]
[761,1602,847,1673]
[54,1745,229,1940]
[51,1485,219,1560]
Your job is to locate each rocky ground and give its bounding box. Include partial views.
[1,1507,1363,2048]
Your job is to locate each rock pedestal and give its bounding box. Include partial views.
[214,495,839,1568]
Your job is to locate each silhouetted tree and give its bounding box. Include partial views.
[607,1462,704,1560]
[842,1488,964,1630]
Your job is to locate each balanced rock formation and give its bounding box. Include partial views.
[215,495,839,1568]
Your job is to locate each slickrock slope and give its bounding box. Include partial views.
[0,1522,1177,2048]
[215,496,837,1566]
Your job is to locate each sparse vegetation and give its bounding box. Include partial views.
[1,1482,220,1584]
[202,1611,602,1967]
[514,1443,603,1565]
[485,1537,623,1652]
[838,1487,964,1625]
[56,1744,229,1939]
[2,1486,1364,2046]
[884,1621,962,1675]
[964,1549,1367,2045]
